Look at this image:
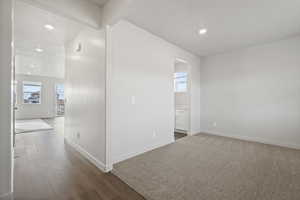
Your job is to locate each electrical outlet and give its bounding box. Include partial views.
[76,132,81,139]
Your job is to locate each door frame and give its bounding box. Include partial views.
[174,58,192,135]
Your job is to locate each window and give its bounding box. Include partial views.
[56,84,64,100]
[23,82,42,104]
[56,84,65,116]
[174,72,188,92]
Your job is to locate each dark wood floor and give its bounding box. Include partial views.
[174,132,187,140]
[13,117,145,200]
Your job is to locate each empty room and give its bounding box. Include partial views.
[1,0,300,200]
[14,1,66,137]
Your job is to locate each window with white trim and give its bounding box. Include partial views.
[174,72,188,92]
[23,82,42,104]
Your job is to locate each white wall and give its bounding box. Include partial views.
[65,27,108,171]
[0,0,13,197]
[15,75,64,120]
[110,20,201,164]
[200,36,300,149]
[15,49,65,79]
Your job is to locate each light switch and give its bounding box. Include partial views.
[153,131,157,138]
[131,96,136,105]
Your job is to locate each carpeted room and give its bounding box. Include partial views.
[1,0,300,199]
[110,34,300,199]
[109,6,300,198]
[113,134,300,200]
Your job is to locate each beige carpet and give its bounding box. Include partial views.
[113,133,300,200]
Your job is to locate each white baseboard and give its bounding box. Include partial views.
[190,130,201,136]
[0,192,12,199]
[66,139,112,173]
[113,139,174,164]
[201,130,300,150]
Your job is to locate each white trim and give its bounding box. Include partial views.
[113,140,174,164]
[201,130,300,150]
[175,58,188,64]
[22,81,42,85]
[10,0,15,194]
[105,25,113,171]
[22,81,42,105]
[0,192,12,199]
[174,58,192,136]
[66,139,112,173]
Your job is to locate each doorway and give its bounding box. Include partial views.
[12,1,80,197]
[55,83,65,116]
[12,1,110,198]
[13,0,73,136]
[174,59,190,140]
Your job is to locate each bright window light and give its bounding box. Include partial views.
[174,72,188,92]
[23,82,42,104]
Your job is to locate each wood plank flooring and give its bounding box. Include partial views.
[174,132,187,140]
[13,117,145,200]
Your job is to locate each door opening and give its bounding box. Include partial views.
[55,84,65,116]
[174,59,190,140]
[12,0,81,194]
[12,1,109,198]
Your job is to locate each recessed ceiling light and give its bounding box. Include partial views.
[44,24,55,30]
[198,28,207,35]
[35,48,43,52]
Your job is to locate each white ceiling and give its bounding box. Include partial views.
[125,0,300,56]
[14,1,84,78]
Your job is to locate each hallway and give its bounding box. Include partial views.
[13,118,144,200]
